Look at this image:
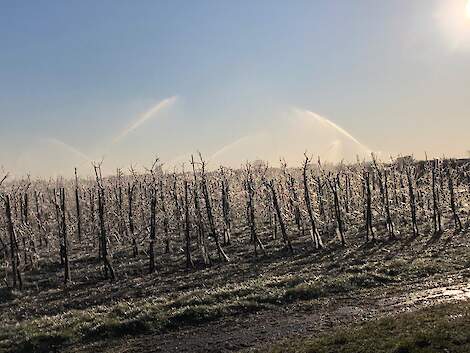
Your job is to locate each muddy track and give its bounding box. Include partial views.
[67,274,470,353]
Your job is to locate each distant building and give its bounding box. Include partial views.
[395,155,414,167]
[252,159,268,170]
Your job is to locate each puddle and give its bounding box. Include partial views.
[399,282,470,307]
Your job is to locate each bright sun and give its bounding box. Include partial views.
[435,0,470,49]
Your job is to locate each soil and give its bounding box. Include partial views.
[2,219,470,353]
[66,276,470,353]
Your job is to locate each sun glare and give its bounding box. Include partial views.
[435,0,470,49]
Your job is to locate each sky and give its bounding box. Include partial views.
[1,0,470,176]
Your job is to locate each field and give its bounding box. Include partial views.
[1,156,470,353]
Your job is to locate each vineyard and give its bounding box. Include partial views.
[1,154,470,353]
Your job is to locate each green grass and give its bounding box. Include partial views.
[264,300,470,353]
[0,246,466,353]
[0,270,400,353]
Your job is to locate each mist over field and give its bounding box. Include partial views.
[1,1,470,353]
[1,1,470,178]
[5,106,375,178]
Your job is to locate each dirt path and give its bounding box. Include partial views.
[67,275,470,353]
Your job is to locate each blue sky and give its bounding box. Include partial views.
[1,0,470,175]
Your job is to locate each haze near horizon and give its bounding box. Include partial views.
[1,0,470,177]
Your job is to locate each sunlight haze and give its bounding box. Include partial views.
[1,0,469,177]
